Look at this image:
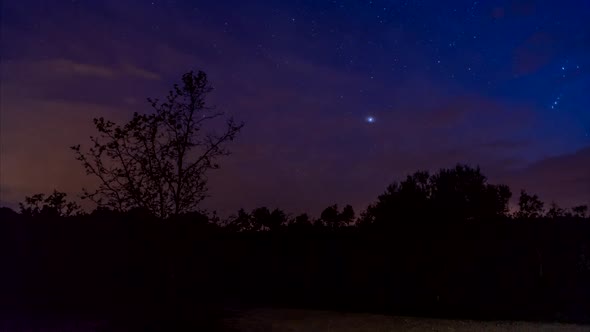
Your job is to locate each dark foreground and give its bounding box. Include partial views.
[225,308,590,332]
[2,309,589,331]
[2,204,590,330]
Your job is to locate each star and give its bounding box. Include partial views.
[3,0,589,219]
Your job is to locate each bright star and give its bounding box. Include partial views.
[366,116,376,123]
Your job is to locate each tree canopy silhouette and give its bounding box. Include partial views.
[71,71,243,218]
[363,165,512,227]
[516,190,545,219]
[319,204,355,228]
[6,162,590,327]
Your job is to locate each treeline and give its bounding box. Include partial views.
[1,165,589,329]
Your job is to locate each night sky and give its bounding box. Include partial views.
[1,0,589,216]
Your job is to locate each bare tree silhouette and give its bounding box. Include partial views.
[71,71,243,218]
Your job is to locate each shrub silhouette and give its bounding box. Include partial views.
[19,190,81,217]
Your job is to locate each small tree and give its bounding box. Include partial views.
[572,205,588,218]
[226,208,253,232]
[340,204,356,226]
[320,204,340,228]
[516,190,544,219]
[248,207,287,231]
[546,202,565,219]
[291,213,312,228]
[268,208,288,231]
[72,71,243,218]
[19,190,81,217]
[250,207,272,231]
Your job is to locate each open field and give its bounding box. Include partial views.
[224,308,590,332]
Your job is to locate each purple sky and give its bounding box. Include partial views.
[1,0,589,216]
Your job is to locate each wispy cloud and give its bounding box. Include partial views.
[39,59,161,80]
[499,146,590,208]
[45,59,117,78]
[123,63,161,80]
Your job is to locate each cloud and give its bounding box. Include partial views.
[44,59,117,78]
[39,59,161,80]
[513,32,556,75]
[123,64,161,80]
[498,146,590,208]
[479,139,531,150]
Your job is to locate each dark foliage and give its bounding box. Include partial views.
[19,190,81,218]
[3,165,590,330]
[517,190,545,219]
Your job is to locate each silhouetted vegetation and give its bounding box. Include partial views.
[71,71,243,219]
[2,164,589,329]
[2,72,589,330]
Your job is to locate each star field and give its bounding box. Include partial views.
[1,0,589,215]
